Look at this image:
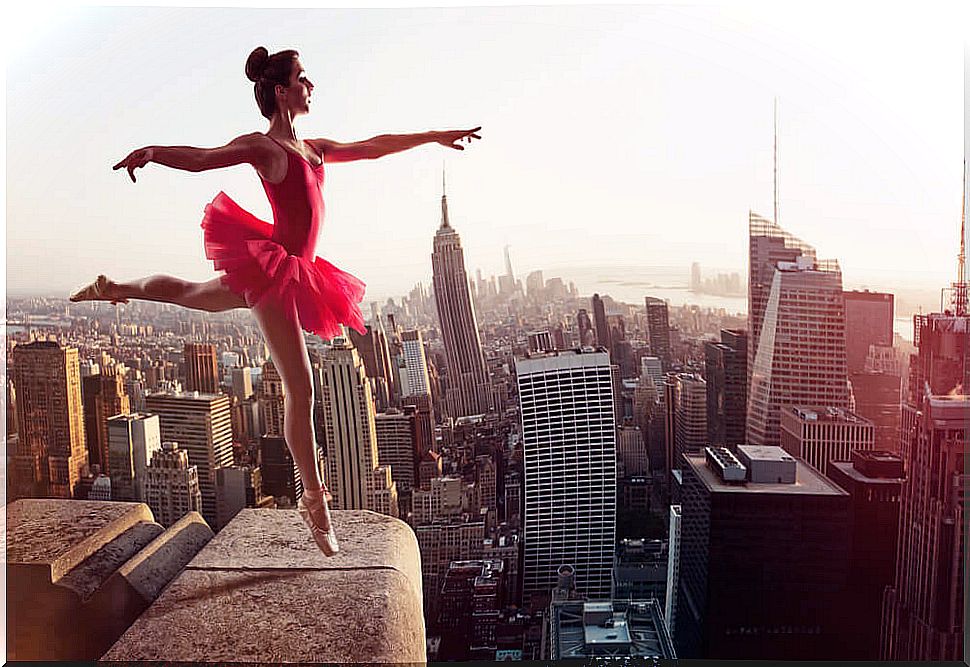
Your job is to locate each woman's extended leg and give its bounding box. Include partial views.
[71,274,247,312]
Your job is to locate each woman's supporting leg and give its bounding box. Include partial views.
[73,274,248,312]
[250,294,325,498]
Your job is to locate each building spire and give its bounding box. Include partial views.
[773,97,779,227]
[953,159,968,315]
[959,159,966,285]
[440,163,451,229]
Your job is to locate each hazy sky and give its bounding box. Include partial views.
[6,3,969,304]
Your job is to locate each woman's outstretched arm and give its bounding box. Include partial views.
[309,127,481,164]
[113,133,271,182]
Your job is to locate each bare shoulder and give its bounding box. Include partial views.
[231,132,276,167]
[232,132,271,147]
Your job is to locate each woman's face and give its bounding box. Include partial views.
[279,57,314,117]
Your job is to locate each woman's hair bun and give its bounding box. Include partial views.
[245,47,270,82]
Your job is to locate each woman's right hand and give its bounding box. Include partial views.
[113,147,155,183]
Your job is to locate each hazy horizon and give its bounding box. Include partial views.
[6,4,968,308]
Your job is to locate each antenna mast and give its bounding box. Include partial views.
[959,159,966,286]
[944,159,968,315]
[773,97,779,226]
[956,160,968,315]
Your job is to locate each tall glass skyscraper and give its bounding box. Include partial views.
[746,253,850,446]
[747,212,817,389]
[516,348,616,603]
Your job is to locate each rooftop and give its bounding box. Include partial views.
[516,347,610,372]
[829,460,905,486]
[787,406,872,425]
[686,451,848,497]
[737,444,797,463]
[550,598,675,659]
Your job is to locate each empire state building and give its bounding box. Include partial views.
[431,174,490,417]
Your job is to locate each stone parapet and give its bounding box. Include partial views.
[4,499,213,660]
[101,508,426,664]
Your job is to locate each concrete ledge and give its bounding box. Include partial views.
[5,499,154,583]
[5,499,214,661]
[111,510,215,602]
[85,512,215,653]
[101,509,426,663]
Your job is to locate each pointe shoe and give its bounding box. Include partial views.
[69,275,129,304]
[297,490,339,556]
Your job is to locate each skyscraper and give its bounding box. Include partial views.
[144,441,203,528]
[881,310,968,660]
[906,312,970,405]
[375,408,416,495]
[690,262,702,291]
[404,393,436,458]
[881,390,966,661]
[826,450,905,660]
[259,435,303,506]
[747,212,817,389]
[319,338,398,515]
[645,297,671,368]
[704,329,747,449]
[183,342,220,394]
[850,348,902,451]
[677,446,851,659]
[216,464,272,528]
[843,290,894,374]
[415,520,487,617]
[145,391,233,528]
[81,361,131,472]
[399,329,432,398]
[665,504,682,638]
[106,412,162,502]
[577,309,594,347]
[257,359,285,437]
[746,254,850,445]
[431,173,490,417]
[10,341,88,499]
[592,293,610,352]
[525,270,545,299]
[348,323,394,410]
[672,373,707,469]
[881,173,967,661]
[230,366,254,400]
[516,348,616,603]
[437,560,506,661]
[779,406,874,474]
[616,425,648,477]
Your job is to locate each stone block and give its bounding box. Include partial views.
[102,509,426,664]
[4,499,213,660]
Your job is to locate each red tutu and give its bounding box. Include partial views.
[200,191,366,340]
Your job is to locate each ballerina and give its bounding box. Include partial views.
[71,46,481,555]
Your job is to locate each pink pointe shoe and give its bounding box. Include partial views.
[69,274,129,304]
[297,488,339,556]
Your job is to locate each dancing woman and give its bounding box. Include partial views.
[71,46,481,555]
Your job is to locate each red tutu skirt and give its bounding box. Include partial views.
[200,191,366,340]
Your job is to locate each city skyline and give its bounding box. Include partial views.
[4,2,968,663]
[6,4,967,305]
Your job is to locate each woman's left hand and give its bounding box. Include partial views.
[435,127,482,150]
